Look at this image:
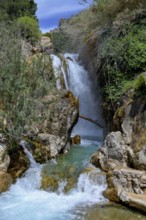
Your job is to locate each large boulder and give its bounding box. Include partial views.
[91,131,130,171]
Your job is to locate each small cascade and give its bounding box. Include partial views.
[18,140,42,190]
[61,65,69,90]
[0,143,108,220]
[20,140,37,167]
[50,54,62,90]
[51,54,69,90]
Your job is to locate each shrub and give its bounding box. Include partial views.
[0,23,56,141]
[134,74,146,96]
[98,19,146,102]
[51,30,71,53]
[95,0,146,24]
[17,16,41,43]
[0,0,37,21]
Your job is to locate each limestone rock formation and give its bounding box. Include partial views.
[29,90,79,162]
[91,97,146,212]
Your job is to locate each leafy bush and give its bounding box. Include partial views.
[0,23,55,140]
[51,30,71,53]
[94,0,146,24]
[0,0,37,21]
[134,74,146,97]
[17,16,41,43]
[98,19,146,102]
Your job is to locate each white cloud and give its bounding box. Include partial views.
[41,26,57,33]
[35,0,86,19]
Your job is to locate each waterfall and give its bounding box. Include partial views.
[64,54,105,142]
[0,54,108,220]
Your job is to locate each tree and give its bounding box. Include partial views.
[0,0,37,20]
[17,16,41,43]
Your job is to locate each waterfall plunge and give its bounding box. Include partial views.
[64,54,105,142]
[51,53,105,142]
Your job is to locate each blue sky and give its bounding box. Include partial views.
[34,0,92,33]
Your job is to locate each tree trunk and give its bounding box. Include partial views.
[79,114,103,128]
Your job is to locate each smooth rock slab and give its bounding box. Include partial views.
[126,193,146,213]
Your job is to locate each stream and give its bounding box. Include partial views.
[0,54,146,220]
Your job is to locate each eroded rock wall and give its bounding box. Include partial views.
[91,96,146,212]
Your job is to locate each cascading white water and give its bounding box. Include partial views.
[0,54,108,220]
[0,144,107,220]
[64,54,105,142]
[50,54,62,90]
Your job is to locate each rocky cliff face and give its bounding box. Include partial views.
[28,91,79,162]
[91,92,146,212]
[0,37,79,187]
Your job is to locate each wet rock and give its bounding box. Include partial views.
[71,135,81,145]
[0,171,12,192]
[41,164,77,193]
[8,145,28,180]
[41,176,59,192]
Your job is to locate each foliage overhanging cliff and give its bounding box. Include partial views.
[53,0,146,110]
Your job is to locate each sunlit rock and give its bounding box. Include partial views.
[0,171,12,193]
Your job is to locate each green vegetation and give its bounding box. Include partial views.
[94,0,146,103]
[0,0,37,20]
[51,30,71,53]
[17,16,41,43]
[81,0,146,103]
[57,0,146,104]
[0,0,41,44]
[0,23,55,141]
[98,21,146,102]
[134,74,146,97]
